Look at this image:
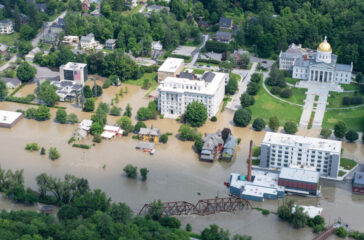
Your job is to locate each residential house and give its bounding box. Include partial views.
[200,131,224,162]
[63,36,79,45]
[25,47,41,62]
[50,22,63,34]
[105,39,116,50]
[90,8,101,16]
[218,17,233,29]
[2,77,21,89]
[147,5,170,13]
[198,20,209,29]
[152,41,163,51]
[42,32,58,44]
[82,0,90,11]
[138,126,161,143]
[215,31,232,43]
[80,33,98,49]
[220,134,237,160]
[101,125,124,139]
[0,20,14,34]
[79,119,93,132]
[36,3,47,12]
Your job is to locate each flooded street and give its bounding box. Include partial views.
[1,83,364,239]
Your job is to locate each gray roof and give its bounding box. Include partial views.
[202,131,223,151]
[335,63,352,72]
[216,31,231,41]
[139,127,160,136]
[81,33,95,42]
[179,72,194,80]
[354,172,364,185]
[136,141,155,150]
[105,39,116,44]
[202,72,216,83]
[219,17,232,28]
[1,77,21,86]
[293,56,310,68]
[279,167,320,184]
[223,134,237,150]
[36,3,47,11]
[0,19,13,26]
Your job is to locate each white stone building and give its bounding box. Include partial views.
[279,37,353,84]
[0,20,14,34]
[259,132,341,178]
[158,58,184,82]
[158,71,227,119]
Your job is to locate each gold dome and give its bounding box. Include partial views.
[318,36,332,52]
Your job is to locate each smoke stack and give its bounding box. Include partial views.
[247,140,253,182]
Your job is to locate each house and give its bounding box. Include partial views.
[198,20,209,29]
[80,33,98,49]
[79,119,93,132]
[200,131,224,162]
[138,126,161,143]
[220,134,237,160]
[102,125,124,139]
[353,172,364,194]
[42,32,58,44]
[147,5,170,13]
[25,47,41,62]
[50,22,63,34]
[215,31,232,43]
[73,127,88,140]
[136,141,155,152]
[2,77,21,89]
[218,17,233,29]
[90,8,101,16]
[82,0,90,11]
[152,41,163,51]
[36,3,47,12]
[0,20,14,34]
[105,39,116,50]
[63,36,79,45]
[60,62,88,85]
[0,43,7,55]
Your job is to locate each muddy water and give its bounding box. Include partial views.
[0,83,364,239]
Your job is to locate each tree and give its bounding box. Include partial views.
[49,147,60,160]
[284,121,298,134]
[35,105,51,121]
[107,202,133,224]
[247,82,259,95]
[73,189,110,218]
[134,121,146,132]
[19,24,34,41]
[148,200,164,220]
[140,168,149,181]
[160,134,168,143]
[90,122,103,135]
[170,0,187,20]
[36,81,60,106]
[355,73,363,83]
[92,85,103,97]
[240,93,255,107]
[58,205,80,221]
[137,107,152,121]
[268,116,279,131]
[67,113,79,124]
[17,62,37,83]
[55,109,67,124]
[221,128,232,142]
[18,41,33,55]
[335,226,347,238]
[250,73,261,83]
[178,124,198,141]
[40,147,45,155]
[252,118,266,131]
[117,116,134,134]
[232,234,252,240]
[109,106,121,116]
[194,135,203,153]
[185,101,208,127]
[201,224,230,240]
[123,164,137,178]
[83,86,93,98]
[320,128,332,139]
[346,130,358,142]
[83,98,95,112]
[292,206,308,229]
[0,79,8,100]
[160,216,181,229]
[233,108,252,127]
[278,200,294,221]
[225,77,238,95]
[123,104,132,117]
[334,121,347,138]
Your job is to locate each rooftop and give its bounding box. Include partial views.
[218,17,232,28]
[279,167,320,184]
[61,62,87,70]
[262,132,341,153]
[172,46,197,57]
[292,205,323,218]
[0,110,23,125]
[158,58,184,73]
[105,39,116,44]
[0,19,13,25]
[354,172,364,185]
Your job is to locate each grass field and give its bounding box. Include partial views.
[265,84,306,105]
[125,72,157,87]
[285,77,300,85]
[327,91,364,108]
[340,158,357,170]
[0,33,19,45]
[341,83,359,91]
[323,108,364,132]
[193,69,205,74]
[250,81,303,123]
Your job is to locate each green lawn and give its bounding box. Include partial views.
[323,108,364,132]
[125,72,157,87]
[285,77,300,85]
[338,170,346,177]
[341,83,359,91]
[340,158,357,170]
[327,91,364,108]
[0,33,19,45]
[193,69,205,74]
[289,87,307,105]
[250,82,303,123]
[196,61,219,67]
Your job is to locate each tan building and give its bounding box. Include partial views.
[158,58,184,82]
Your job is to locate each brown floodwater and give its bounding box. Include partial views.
[1,83,364,239]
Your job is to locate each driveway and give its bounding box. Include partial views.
[226,62,258,111]
[186,34,209,68]
[0,55,16,72]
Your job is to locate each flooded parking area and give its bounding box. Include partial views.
[0,83,364,239]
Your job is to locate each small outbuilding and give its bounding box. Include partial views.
[0,110,23,128]
[138,126,161,143]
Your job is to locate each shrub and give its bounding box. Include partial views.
[67,113,79,124]
[93,134,102,143]
[280,88,292,98]
[240,93,255,107]
[40,147,45,155]
[137,107,152,121]
[253,146,261,157]
[68,137,75,144]
[346,130,358,142]
[252,118,266,131]
[237,138,241,144]
[250,73,261,83]
[225,77,238,95]
[186,223,192,232]
[49,147,60,160]
[160,134,168,143]
[72,144,91,149]
[83,98,95,112]
[110,106,122,116]
[102,78,112,88]
[270,86,282,95]
[334,121,347,138]
[140,168,149,181]
[55,109,67,124]
[123,164,138,178]
[194,135,203,154]
[233,108,252,127]
[25,143,40,152]
[269,116,279,131]
[262,209,270,215]
[247,82,259,95]
[320,128,332,139]
[211,116,217,122]
[284,121,298,134]
[335,226,347,238]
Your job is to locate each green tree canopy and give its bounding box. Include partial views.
[284,121,298,134]
[17,63,37,83]
[233,108,252,127]
[185,101,208,127]
[36,81,60,106]
[334,121,347,138]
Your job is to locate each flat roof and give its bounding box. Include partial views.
[354,172,364,185]
[61,62,87,70]
[262,132,341,154]
[0,110,23,125]
[293,205,322,218]
[172,46,197,57]
[158,58,184,73]
[243,184,276,197]
[279,167,320,184]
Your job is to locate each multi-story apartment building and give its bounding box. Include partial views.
[157,58,184,82]
[0,20,14,34]
[260,132,341,178]
[158,71,228,119]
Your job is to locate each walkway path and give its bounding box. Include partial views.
[226,62,257,111]
[312,91,328,128]
[299,93,314,128]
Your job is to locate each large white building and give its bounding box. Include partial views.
[0,20,14,34]
[158,71,228,119]
[158,58,184,82]
[279,37,353,84]
[60,62,88,85]
[260,132,341,178]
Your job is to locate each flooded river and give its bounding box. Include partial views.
[1,83,364,239]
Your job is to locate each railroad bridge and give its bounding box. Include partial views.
[138,197,252,216]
